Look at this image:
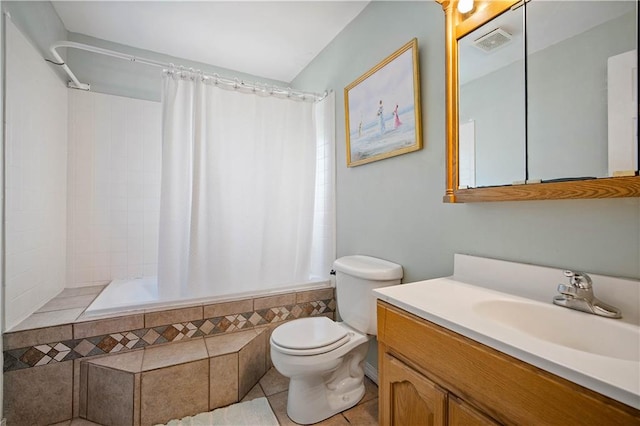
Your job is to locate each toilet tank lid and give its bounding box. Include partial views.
[333,255,403,280]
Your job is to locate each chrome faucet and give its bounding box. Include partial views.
[553,270,622,319]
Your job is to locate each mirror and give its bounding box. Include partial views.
[527,0,637,181]
[458,5,525,187]
[437,0,640,202]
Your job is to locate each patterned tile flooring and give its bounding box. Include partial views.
[50,367,379,426]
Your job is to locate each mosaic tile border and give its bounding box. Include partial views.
[3,298,336,372]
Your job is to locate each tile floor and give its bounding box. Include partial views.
[51,367,379,426]
[251,367,379,426]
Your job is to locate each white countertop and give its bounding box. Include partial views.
[374,277,640,410]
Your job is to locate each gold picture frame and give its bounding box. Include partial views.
[344,38,422,167]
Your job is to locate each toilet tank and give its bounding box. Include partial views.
[333,255,403,335]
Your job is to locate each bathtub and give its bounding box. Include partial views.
[83,276,331,318]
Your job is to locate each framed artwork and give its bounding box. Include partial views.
[344,38,422,167]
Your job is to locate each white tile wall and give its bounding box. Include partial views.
[67,90,161,287]
[310,96,336,280]
[5,20,69,329]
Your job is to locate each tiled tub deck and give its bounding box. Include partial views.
[3,285,336,425]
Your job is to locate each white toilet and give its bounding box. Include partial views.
[270,255,403,424]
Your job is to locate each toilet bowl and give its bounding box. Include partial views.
[269,255,403,425]
[270,317,370,424]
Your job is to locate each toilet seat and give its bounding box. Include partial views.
[271,317,352,356]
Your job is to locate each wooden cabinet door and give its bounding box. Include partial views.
[380,353,447,426]
[448,395,499,426]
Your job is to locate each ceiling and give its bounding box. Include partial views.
[51,1,370,83]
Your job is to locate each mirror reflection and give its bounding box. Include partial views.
[458,0,638,189]
[458,5,525,188]
[527,0,637,181]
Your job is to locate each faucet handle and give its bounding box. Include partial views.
[557,283,576,297]
[564,270,593,289]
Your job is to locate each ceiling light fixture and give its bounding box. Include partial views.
[458,0,474,14]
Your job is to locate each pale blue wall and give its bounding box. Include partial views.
[293,0,639,371]
[2,1,66,57]
[292,1,640,282]
[2,1,68,83]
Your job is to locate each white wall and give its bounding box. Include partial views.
[67,90,161,287]
[5,19,68,330]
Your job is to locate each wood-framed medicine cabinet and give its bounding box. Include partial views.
[436,0,640,203]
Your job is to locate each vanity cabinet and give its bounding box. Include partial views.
[377,300,640,425]
[380,351,496,426]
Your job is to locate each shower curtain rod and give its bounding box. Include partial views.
[48,41,326,102]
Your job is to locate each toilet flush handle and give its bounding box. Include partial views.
[330,269,336,275]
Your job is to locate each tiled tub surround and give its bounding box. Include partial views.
[81,329,268,425]
[3,286,336,425]
[6,285,107,333]
[5,18,69,331]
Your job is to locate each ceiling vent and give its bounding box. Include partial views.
[473,28,513,53]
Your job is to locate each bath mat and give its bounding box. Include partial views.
[160,397,279,426]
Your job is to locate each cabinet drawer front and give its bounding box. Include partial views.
[377,301,640,425]
[449,395,499,426]
[381,353,447,426]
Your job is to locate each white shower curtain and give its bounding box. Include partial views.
[158,70,333,299]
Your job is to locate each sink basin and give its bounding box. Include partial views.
[375,276,640,409]
[473,299,640,362]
